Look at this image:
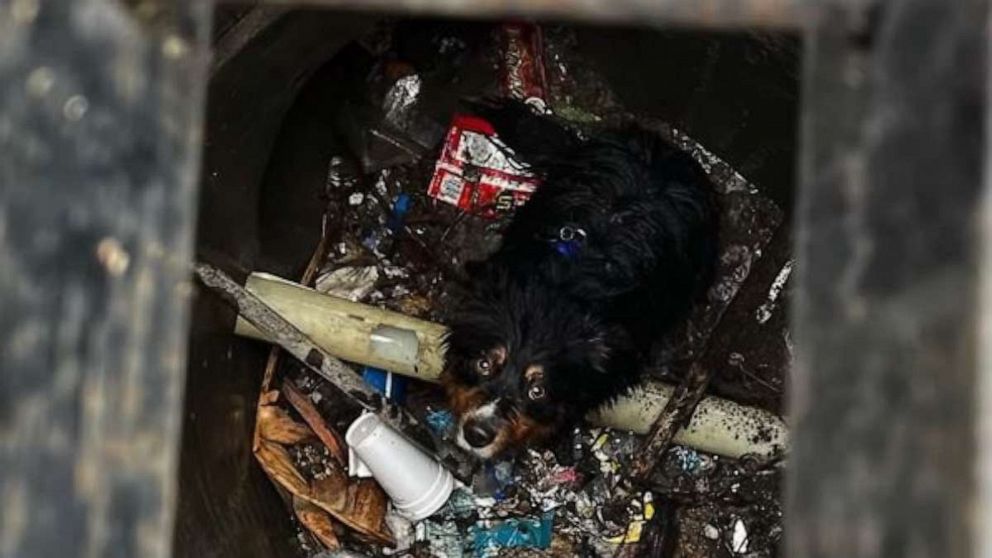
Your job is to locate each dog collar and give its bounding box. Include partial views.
[547,225,586,259]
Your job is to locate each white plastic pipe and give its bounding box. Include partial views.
[587,381,787,458]
[234,272,788,459]
[235,273,447,381]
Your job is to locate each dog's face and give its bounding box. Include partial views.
[442,272,618,459]
[442,341,564,459]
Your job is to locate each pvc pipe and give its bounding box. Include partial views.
[234,272,788,459]
[587,381,787,459]
[235,273,447,381]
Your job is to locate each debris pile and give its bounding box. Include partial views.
[205,19,792,558]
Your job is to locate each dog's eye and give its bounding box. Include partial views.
[527,384,546,401]
[475,358,493,376]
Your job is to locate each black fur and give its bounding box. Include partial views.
[442,100,718,456]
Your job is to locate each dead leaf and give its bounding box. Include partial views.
[259,389,280,406]
[258,405,313,445]
[311,475,394,546]
[254,443,394,547]
[311,467,350,512]
[254,389,283,452]
[349,479,392,541]
[255,439,310,497]
[294,495,341,550]
[283,382,347,463]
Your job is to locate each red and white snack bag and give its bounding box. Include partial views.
[426,114,540,219]
[499,22,549,112]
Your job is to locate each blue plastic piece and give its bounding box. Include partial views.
[470,513,554,557]
[425,409,456,437]
[388,193,412,232]
[361,366,407,404]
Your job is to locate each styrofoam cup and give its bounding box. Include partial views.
[345,412,454,521]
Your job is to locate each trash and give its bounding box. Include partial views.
[282,382,347,464]
[257,404,314,446]
[590,431,628,476]
[499,22,549,112]
[553,104,602,123]
[546,465,581,487]
[383,511,414,555]
[345,412,455,520]
[253,438,395,546]
[345,370,409,478]
[363,229,393,259]
[731,518,749,553]
[670,446,703,473]
[588,379,789,459]
[347,61,447,174]
[378,73,445,152]
[471,465,502,500]
[316,266,380,302]
[426,114,540,218]
[381,265,409,279]
[348,446,374,479]
[235,272,448,382]
[755,259,794,324]
[326,155,362,193]
[441,487,480,518]
[214,19,793,557]
[605,519,644,544]
[470,512,554,557]
[703,524,720,540]
[491,461,515,490]
[472,459,515,501]
[387,192,412,233]
[416,519,465,558]
[642,492,655,520]
[382,74,423,131]
[425,408,456,438]
[667,445,717,478]
[591,432,609,454]
[361,366,408,404]
[604,492,655,544]
[294,495,342,550]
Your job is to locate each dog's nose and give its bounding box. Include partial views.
[463,420,496,448]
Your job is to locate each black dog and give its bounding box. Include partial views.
[442,101,718,459]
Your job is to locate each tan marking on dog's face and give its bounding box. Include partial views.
[444,382,487,418]
[488,346,507,367]
[506,413,555,446]
[524,364,544,383]
[440,369,486,417]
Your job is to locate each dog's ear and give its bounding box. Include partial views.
[569,333,611,374]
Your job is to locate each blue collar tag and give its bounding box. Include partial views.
[549,225,586,259]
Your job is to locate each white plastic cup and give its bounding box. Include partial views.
[345,413,454,521]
